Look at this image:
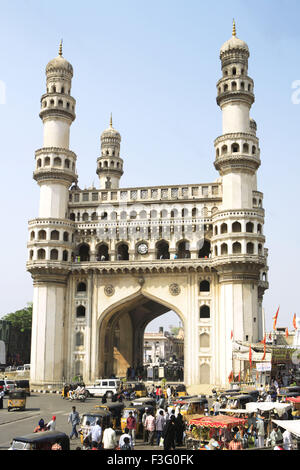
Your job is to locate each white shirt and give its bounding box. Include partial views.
[213,401,220,412]
[166,388,171,397]
[283,430,292,450]
[103,427,117,449]
[47,419,56,431]
[119,433,133,449]
[88,424,102,443]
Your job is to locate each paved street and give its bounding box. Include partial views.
[0,392,183,450]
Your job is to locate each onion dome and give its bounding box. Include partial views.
[220,20,249,56]
[101,114,121,141]
[46,41,73,77]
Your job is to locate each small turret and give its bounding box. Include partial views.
[96,114,124,189]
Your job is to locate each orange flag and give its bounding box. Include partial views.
[273,306,280,330]
[249,346,252,369]
[262,342,266,361]
[285,328,289,338]
[293,314,297,330]
[228,371,233,383]
[260,334,266,345]
[230,330,233,340]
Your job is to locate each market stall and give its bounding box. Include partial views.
[186,415,248,450]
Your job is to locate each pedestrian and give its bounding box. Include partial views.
[34,419,47,433]
[145,410,156,445]
[163,414,176,450]
[282,429,293,450]
[142,408,149,443]
[102,424,118,449]
[80,420,92,449]
[228,435,243,450]
[175,412,184,446]
[87,419,102,449]
[256,414,265,448]
[0,386,4,409]
[126,411,137,445]
[68,406,80,440]
[120,437,132,450]
[119,428,133,450]
[270,425,283,448]
[212,398,220,416]
[46,415,56,431]
[51,442,62,450]
[166,385,172,404]
[156,410,166,446]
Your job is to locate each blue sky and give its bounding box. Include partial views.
[0,0,299,332]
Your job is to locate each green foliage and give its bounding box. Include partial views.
[2,303,32,332]
[169,325,180,336]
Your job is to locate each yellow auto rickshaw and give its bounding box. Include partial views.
[96,403,124,429]
[79,409,112,445]
[121,405,155,437]
[7,389,26,411]
[176,397,208,418]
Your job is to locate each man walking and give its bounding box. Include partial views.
[145,410,156,445]
[87,419,102,449]
[103,424,118,449]
[68,406,80,440]
[126,411,137,446]
[156,409,166,446]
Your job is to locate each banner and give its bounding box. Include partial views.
[256,362,272,372]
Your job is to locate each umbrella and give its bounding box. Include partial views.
[189,414,247,429]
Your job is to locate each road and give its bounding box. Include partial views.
[0,392,182,450]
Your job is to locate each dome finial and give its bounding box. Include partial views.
[110,112,113,128]
[232,19,236,37]
[59,39,63,57]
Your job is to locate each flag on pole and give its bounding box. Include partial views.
[293,314,297,330]
[230,330,233,340]
[249,345,252,369]
[262,342,266,361]
[260,334,266,345]
[228,371,233,383]
[273,306,280,330]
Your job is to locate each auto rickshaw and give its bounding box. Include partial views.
[226,394,253,410]
[9,431,70,450]
[175,397,208,418]
[121,405,155,437]
[131,397,156,408]
[174,384,187,397]
[79,409,112,445]
[14,380,30,396]
[124,382,147,398]
[96,403,124,429]
[7,389,26,411]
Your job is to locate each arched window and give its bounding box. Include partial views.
[97,244,109,261]
[232,67,237,76]
[70,213,76,221]
[30,231,35,240]
[63,232,69,242]
[221,223,228,234]
[130,211,137,219]
[38,230,46,240]
[232,143,239,153]
[77,244,90,262]
[37,159,42,168]
[232,222,242,233]
[177,241,190,259]
[50,249,58,260]
[198,240,211,259]
[257,224,262,234]
[50,230,59,241]
[232,242,242,254]
[62,250,68,261]
[29,250,34,260]
[171,209,178,218]
[160,210,168,219]
[58,99,63,107]
[82,212,89,221]
[246,222,254,233]
[156,240,170,260]
[241,82,245,90]
[150,210,157,219]
[200,305,210,319]
[214,226,218,236]
[91,212,98,221]
[76,305,86,318]
[221,145,228,155]
[214,246,218,256]
[192,208,198,217]
[77,282,87,292]
[76,332,84,347]
[247,242,254,254]
[243,143,249,153]
[221,243,228,255]
[252,145,256,155]
[64,159,70,169]
[139,210,147,219]
[117,243,129,261]
[231,81,237,91]
[111,211,117,220]
[258,244,263,255]
[53,157,61,167]
[37,248,46,260]
[200,280,210,292]
[44,157,50,166]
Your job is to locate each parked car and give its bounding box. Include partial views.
[85,379,121,398]
[5,366,16,372]
[0,379,15,395]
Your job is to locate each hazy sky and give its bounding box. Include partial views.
[0,0,299,333]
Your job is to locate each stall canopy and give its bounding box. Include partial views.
[286,396,300,404]
[245,402,292,417]
[189,415,247,429]
[272,420,300,438]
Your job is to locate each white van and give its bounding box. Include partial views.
[85,379,121,398]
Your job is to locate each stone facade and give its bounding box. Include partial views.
[27,27,269,388]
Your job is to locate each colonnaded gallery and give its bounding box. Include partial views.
[27,23,269,388]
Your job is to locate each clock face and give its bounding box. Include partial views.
[137,243,148,255]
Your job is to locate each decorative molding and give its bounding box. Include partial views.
[104,284,115,297]
[169,283,181,296]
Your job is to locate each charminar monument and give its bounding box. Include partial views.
[27,22,269,389]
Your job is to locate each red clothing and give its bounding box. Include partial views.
[229,440,242,450]
[126,416,136,430]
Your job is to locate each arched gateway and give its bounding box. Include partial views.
[27,26,269,390]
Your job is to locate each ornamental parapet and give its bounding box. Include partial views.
[33,167,77,186]
[212,253,266,269]
[211,208,264,222]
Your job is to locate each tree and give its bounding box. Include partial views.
[169,325,180,336]
[2,303,32,332]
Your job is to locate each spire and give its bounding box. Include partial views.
[110,112,113,128]
[59,39,63,57]
[232,19,236,37]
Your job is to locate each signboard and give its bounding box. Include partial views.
[271,348,300,364]
[256,362,272,372]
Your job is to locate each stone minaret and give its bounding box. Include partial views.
[212,22,267,385]
[27,42,77,387]
[96,114,124,189]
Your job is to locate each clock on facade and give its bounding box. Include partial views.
[137,243,148,255]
